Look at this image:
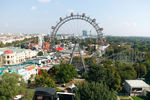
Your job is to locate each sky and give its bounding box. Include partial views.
[0,0,150,36]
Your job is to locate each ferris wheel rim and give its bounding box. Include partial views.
[51,13,103,38]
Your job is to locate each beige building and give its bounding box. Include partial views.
[124,80,150,96]
[0,47,38,65]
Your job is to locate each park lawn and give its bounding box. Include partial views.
[132,96,147,100]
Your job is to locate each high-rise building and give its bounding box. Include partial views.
[38,35,43,49]
[82,30,87,36]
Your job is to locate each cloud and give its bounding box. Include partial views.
[38,0,51,3]
[31,6,37,10]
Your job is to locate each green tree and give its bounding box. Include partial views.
[105,66,122,91]
[87,64,121,91]
[87,64,106,82]
[133,63,147,78]
[49,64,78,83]
[0,42,5,47]
[106,48,114,56]
[101,59,113,67]
[85,57,96,65]
[145,71,150,84]
[21,43,25,48]
[28,74,35,86]
[145,52,150,60]
[34,70,55,88]
[115,62,137,81]
[143,60,150,72]
[74,81,117,100]
[37,51,43,56]
[22,89,34,100]
[0,73,29,100]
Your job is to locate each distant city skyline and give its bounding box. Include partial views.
[0,0,150,36]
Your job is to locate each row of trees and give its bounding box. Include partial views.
[0,37,38,48]
[106,36,150,52]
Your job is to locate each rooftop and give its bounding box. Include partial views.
[0,47,31,54]
[35,87,56,96]
[126,80,150,88]
[5,62,35,69]
[4,50,14,54]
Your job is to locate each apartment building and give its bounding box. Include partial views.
[0,47,38,65]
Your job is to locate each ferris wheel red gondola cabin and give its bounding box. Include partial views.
[82,13,85,17]
[51,26,55,29]
[92,18,96,22]
[99,28,104,31]
[71,12,73,16]
[60,17,63,21]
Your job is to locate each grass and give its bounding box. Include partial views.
[65,78,85,87]
[132,96,147,100]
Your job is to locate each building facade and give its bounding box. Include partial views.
[0,62,38,82]
[124,80,150,96]
[0,47,37,65]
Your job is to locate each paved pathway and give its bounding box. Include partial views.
[118,96,133,100]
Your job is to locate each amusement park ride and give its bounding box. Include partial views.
[50,13,105,72]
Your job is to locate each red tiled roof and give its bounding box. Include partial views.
[4,50,13,54]
[26,65,35,71]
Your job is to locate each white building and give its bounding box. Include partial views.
[28,56,48,67]
[5,62,38,82]
[0,47,38,65]
[124,80,150,96]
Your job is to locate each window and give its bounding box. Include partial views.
[132,88,142,91]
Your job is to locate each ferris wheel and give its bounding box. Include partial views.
[50,13,105,71]
[51,13,104,45]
